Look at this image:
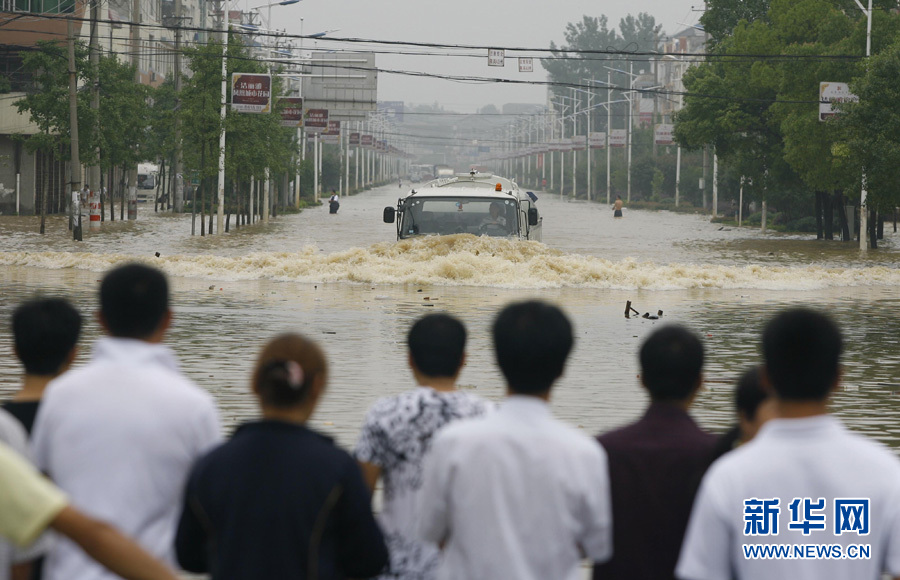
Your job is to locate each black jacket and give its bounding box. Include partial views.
[176,420,388,580]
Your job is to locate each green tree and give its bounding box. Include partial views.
[15,40,96,167]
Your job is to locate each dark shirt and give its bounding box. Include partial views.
[176,420,389,580]
[2,400,41,435]
[593,402,716,580]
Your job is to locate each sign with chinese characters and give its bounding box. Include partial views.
[609,129,627,147]
[518,58,533,73]
[741,497,871,560]
[278,97,303,128]
[349,132,360,145]
[361,134,374,148]
[819,82,859,121]
[231,73,271,113]
[304,109,329,133]
[654,123,674,145]
[321,120,341,144]
[488,49,505,67]
[570,135,587,151]
[589,132,606,149]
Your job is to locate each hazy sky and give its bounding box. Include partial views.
[239,0,701,113]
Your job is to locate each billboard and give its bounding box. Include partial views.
[819,82,858,121]
[654,124,674,145]
[378,101,404,122]
[589,132,606,149]
[321,120,341,144]
[304,109,329,133]
[609,129,627,147]
[279,97,303,128]
[231,73,271,113]
[301,52,377,123]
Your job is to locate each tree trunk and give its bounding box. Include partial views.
[823,191,833,240]
[815,191,824,240]
[39,155,47,234]
[870,209,878,249]
[120,167,125,221]
[877,211,884,240]
[836,191,849,241]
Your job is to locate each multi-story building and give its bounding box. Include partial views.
[0,0,205,214]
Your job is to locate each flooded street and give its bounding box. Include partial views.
[1,183,900,452]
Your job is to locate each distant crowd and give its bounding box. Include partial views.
[2,263,900,580]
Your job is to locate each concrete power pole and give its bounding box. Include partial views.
[128,0,140,220]
[173,0,184,212]
[89,0,101,229]
[67,18,83,240]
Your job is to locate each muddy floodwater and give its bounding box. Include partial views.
[1,184,899,454]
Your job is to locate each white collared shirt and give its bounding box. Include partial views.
[32,337,222,580]
[418,395,612,580]
[677,415,900,580]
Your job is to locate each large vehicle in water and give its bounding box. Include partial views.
[383,172,542,241]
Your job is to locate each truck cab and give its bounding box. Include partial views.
[383,173,542,241]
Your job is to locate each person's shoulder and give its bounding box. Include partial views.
[839,427,900,472]
[434,410,492,442]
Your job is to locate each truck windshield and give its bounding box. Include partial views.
[400,197,518,238]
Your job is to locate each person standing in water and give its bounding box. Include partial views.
[613,195,624,218]
[329,191,340,214]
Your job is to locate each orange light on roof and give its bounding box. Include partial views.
[495,183,502,191]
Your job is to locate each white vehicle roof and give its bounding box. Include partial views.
[404,173,528,201]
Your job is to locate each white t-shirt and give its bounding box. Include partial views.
[32,337,222,580]
[417,395,612,580]
[355,387,490,580]
[677,415,900,580]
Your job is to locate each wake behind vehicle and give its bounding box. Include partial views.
[383,172,542,241]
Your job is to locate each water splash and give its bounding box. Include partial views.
[1,235,897,290]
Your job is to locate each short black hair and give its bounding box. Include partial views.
[639,325,704,401]
[408,313,466,378]
[735,366,767,420]
[13,298,82,375]
[493,301,573,395]
[100,263,169,339]
[762,308,842,401]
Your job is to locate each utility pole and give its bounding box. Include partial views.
[173,0,184,212]
[128,0,140,220]
[67,18,82,240]
[89,0,100,229]
[216,0,227,233]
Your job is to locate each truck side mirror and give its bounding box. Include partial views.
[528,207,539,226]
[383,207,396,223]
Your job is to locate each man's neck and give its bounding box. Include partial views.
[506,390,551,402]
[419,376,457,393]
[775,398,829,419]
[15,375,54,402]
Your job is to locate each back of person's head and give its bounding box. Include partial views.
[253,333,328,408]
[13,298,82,376]
[493,300,573,395]
[408,313,466,378]
[762,308,842,401]
[639,325,704,402]
[100,263,169,339]
[735,366,767,421]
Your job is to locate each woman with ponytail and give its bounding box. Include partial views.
[175,334,388,579]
